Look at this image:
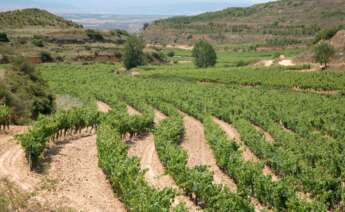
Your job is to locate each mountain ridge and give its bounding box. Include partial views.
[0,8,82,29]
[143,0,345,45]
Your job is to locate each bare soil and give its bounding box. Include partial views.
[127,105,141,116]
[96,100,112,113]
[213,118,278,181]
[39,135,126,212]
[0,127,40,193]
[260,60,274,67]
[292,87,339,95]
[181,113,237,192]
[166,44,193,50]
[278,59,295,66]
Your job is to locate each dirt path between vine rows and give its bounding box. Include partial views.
[40,133,126,212]
[97,100,112,113]
[35,101,125,211]
[0,126,39,193]
[180,113,237,192]
[213,118,278,182]
[126,106,199,211]
[182,114,272,211]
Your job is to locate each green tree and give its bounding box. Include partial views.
[123,36,145,70]
[167,50,175,57]
[314,42,335,68]
[40,51,53,63]
[192,40,217,68]
[0,33,9,42]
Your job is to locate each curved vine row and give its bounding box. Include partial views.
[17,107,101,168]
[151,101,254,211]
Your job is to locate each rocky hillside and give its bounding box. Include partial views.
[330,30,345,64]
[143,0,345,45]
[0,8,82,29]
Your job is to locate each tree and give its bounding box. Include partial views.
[40,51,53,63]
[192,40,217,68]
[314,42,335,69]
[123,36,145,70]
[0,33,9,42]
[143,23,149,31]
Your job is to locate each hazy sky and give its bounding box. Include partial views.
[0,0,275,15]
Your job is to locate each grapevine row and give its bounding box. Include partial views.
[203,116,327,211]
[97,110,175,211]
[151,101,254,211]
[0,105,10,131]
[17,107,101,168]
[235,115,343,207]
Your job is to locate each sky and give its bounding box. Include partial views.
[0,0,275,15]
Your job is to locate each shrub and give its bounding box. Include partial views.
[167,51,175,57]
[234,60,251,67]
[40,52,53,63]
[86,30,104,42]
[3,59,55,123]
[192,40,217,68]
[32,35,44,47]
[0,33,9,42]
[123,36,145,70]
[314,42,335,68]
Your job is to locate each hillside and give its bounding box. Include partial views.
[143,0,345,45]
[0,8,82,29]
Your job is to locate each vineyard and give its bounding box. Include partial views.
[5,61,333,211]
[0,105,10,131]
[2,0,345,211]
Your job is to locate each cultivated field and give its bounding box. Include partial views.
[1,46,345,211]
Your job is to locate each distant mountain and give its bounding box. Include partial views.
[0,0,266,15]
[0,8,82,29]
[63,14,167,32]
[0,0,74,13]
[143,0,345,45]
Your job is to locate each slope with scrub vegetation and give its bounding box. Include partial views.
[144,0,345,45]
[0,8,81,29]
